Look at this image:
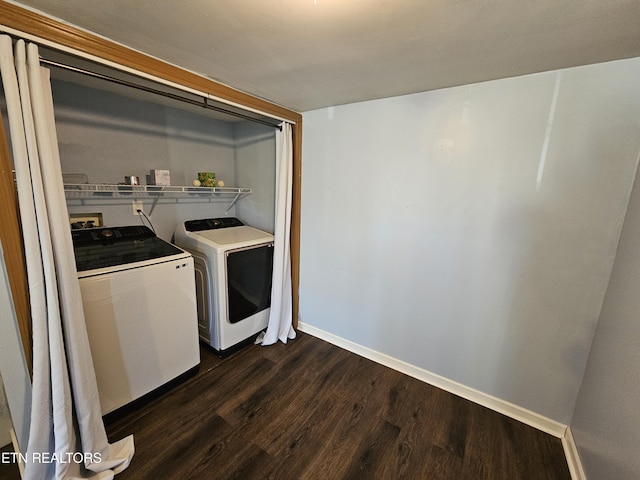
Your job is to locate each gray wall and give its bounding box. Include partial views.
[300,57,640,424]
[234,121,276,233]
[570,150,640,478]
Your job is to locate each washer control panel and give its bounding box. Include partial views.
[184,217,244,232]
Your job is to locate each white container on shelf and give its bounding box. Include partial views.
[150,169,170,185]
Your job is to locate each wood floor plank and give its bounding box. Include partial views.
[251,377,340,456]
[423,444,465,480]
[133,413,232,480]
[103,332,571,480]
[189,433,273,480]
[217,337,338,427]
[260,396,356,480]
[382,386,448,478]
[340,418,401,479]
[294,400,373,478]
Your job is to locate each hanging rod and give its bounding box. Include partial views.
[39,58,282,130]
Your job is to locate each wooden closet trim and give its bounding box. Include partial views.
[0,114,32,375]
[0,1,302,371]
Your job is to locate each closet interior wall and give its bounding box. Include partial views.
[52,73,277,241]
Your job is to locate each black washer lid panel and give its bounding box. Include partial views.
[71,225,156,246]
[184,217,244,232]
[72,226,184,272]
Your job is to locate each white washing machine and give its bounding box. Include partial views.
[174,217,274,356]
[73,225,200,415]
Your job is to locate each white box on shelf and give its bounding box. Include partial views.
[150,169,170,185]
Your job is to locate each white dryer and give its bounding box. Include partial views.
[174,217,274,356]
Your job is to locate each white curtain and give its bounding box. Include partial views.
[0,36,134,479]
[261,122,296,345]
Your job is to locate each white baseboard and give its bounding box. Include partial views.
[562,427,587,480]
[298,322,568,438]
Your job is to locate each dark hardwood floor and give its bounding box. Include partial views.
[105,331,571,479]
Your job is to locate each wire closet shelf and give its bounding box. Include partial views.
[63,183,252,214]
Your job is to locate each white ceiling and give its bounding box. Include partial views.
[8,0,640,112]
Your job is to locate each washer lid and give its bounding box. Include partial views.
[72,226,185,272]
[194,226,273,246]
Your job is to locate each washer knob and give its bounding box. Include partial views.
[101,229,114,238]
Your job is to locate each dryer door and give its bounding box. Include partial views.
[226,243,273,324]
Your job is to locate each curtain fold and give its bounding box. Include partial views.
[261,122,296,346]
[0,35,134,479]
